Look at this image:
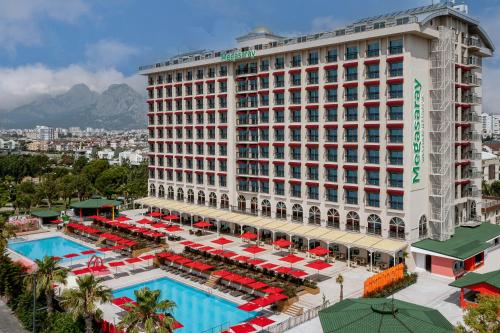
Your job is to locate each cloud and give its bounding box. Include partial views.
[0,64,145,110]
[85,39,140,69]
[0,0,88,52]
[311,16,348,32]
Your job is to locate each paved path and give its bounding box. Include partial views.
[0,300,27,333]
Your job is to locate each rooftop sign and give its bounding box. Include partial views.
[221,50,256,62]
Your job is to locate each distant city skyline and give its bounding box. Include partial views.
[1,0,500,113]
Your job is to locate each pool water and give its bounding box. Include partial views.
[113,277,255,333]
[9,236,93,262]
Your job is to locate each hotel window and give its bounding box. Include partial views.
[388,172,403,187]
[186,173,193,183]
[345,106,358,121]
[207,82,215,94]
[176,72,183,82]
[260,163,269,176]
[308,186,319,200]
[291,54,301,67]
[219,145,227,156]
[389,194,404,210]
[185,85,192,95]
[260,76,269,89]
[388,105,403,120]
[389,61,403,77]
[326,148,338,162]
[274,74,285,87]
[366,170,379,186]
[366,128,379,143]
[207,145,215,155]
[291,147,301,160]
[275,56,285,69]
[291,184,301,198]
[389,83,403,99]
[275,164,285,177]
[275,93,285,105]
[345,87,358,101]
[219,65,227,76]
[291,109,301,122]
[308,108,319,122]
[260,59,270,71]
[390,217,405,240]
[345,169,357,183]
[366,63,379,79]
[345,46,358,60]
[326,129,338,142]
[275,128,285,141]
[308,51,319,65]
[260,146,269,158]
[307,71,319,85]
[367,214,382,234]
[261,181,269,194]
[389,39,404,54]
[275,146,285,159]
[345,128,357,142]
[291,91,301,104]
[366,85,380,100]
[260,94,269,106]
[326,108,338,121]
[374,22,385,29]
[345,66,358,81]
[326,188,338,202]
[367,192,380,208]
[260,111,269,123]
[308,128,319,143]
[186,143,193,154]
[219,128,227,139]
[326,48,338,62]
[219,112,227,123]
[308,147,319,161]
[308,166,319,180]
[275,182,285,195]
[219,81,227,92]
[345,148,358,163]
[291,73,301,86]
[291,128,301,141]
[208,113,216,124]
[291,166,301,179]
[326,168,337,182]
[219,160,227,171]
[326,69,338,82]
[207,174,215,185]
[388,128,403,143]
[345,190,358,205]
[366,41,380,57]
[167,74,173,83]
[219,175,227,187]
[196,174,203,185]
[260,128,269,141]
[388,150,403,165]
[308,89,319,103]
[326,88,338,102]
[366,106,379,121]
[196,69,203,79]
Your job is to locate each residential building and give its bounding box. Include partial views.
[481,149,499,184]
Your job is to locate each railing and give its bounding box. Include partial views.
[200,322,229,333]
[262,301,330,333]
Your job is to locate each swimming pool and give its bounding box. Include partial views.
[113,277,255,333]
[8,236,93,262]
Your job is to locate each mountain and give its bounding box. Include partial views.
[0,83,147,130]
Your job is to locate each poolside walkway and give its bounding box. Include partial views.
[0,300,27,333]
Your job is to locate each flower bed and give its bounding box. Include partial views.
[363,273,418,298]
[7,217,39,233]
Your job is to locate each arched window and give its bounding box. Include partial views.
[250,197,258,215]
[221,194,229,209]
[390,217,405,240]
[209,192,217,207]
[346,211,360,232]
[187,189,194,203]
[276,202,286,219]
[177,188,184,201]
[167,186,174,199]
[367,214,382,235]
[158,185,165,198]
[197,191,205,205]
[149,184,156,196]
[327,209,340,229]
[237,195,246,212]
[308,206,321,225]
[261,200,271,217]
[292,204,303,223]
[419,215,427,238]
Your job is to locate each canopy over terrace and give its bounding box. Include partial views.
[135,197,407,264]
[31,209,60,224]
[70,196,122,221]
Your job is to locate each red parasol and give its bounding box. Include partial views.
[165,225,183,232]
[81,249,96,255]
[136,218,152,225]
[212,270,231,277]
[279,254,304,266]
[180,240,193,246]
[260,263,278,270]
[289,269,308,278]
[246,258,265,265]
[274,266,293,274]
[305,260,332,271]
[243,245,266,259]
[162,214,179,221]
[230,323,256,333]
[237,302,260,312]
[247,281,268,290]
[248,316,275,328]
[50,219,63,224]
[148,211,162,217]
[240,232,257,240]
[221,251,237,258]
[272,238,292,248]
[193,221,212,228]
[198,245,214,252]
[64,253,79,259]
[308,246,330,256]
[266,293,288,302]
[234,255,250,262]
[211,237,233,249]
[262,286,283,294]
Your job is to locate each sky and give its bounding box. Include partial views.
[0,0,500,112]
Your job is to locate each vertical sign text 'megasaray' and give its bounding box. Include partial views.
[412,79,423,184]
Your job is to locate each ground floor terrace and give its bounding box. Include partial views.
[134,197,408,272]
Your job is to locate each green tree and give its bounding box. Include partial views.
[489,180,500,197]
[36,176,59,209]
[456,294,500,333]
[82,160,109,185]
[57,174,77,208]
[74,175,94,201]
[118,287,177,333]
[26,256,69,315]
[0,216,16,251]
[481,181,491,196]
[15,289,48,332]
[60,274,112,333]
[336,274,344,301]
[95,167,128,197]
[41,312,84,333]
[0,249,25,305]
[72,156,88,174]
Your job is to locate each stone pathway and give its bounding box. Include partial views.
[0,300,27,333]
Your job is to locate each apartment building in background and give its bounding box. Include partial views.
[139,1,495,273]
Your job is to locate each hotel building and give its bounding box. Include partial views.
[138,2,497,272]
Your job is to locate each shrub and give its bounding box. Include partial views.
[15,290,48,332]
[41,312,85,333]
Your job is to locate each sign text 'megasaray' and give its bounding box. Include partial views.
[412,78,423,184]
[221,50,256,62]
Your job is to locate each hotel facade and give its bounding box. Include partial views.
[138,2,495,271]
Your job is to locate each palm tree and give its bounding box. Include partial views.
[0,216,16,251]
[336,274,344,301]
[118,287,177,333]
[60,274,112,333]
[26,256,68,314]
